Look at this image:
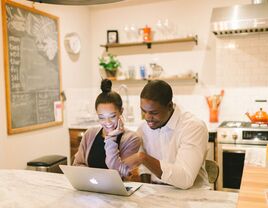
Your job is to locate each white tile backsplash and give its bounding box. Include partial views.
[66,87,268,128]
[66,88,99,126]
[216,34,268,87]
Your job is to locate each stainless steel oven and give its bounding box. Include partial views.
[216,121,268,192]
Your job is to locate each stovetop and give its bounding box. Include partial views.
[217,121,268,144]
[219,121,268,129]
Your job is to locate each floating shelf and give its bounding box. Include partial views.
[110,73,198,85]
[100,35,198,52]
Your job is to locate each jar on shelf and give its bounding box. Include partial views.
[140,25,152,42]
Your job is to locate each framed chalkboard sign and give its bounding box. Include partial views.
[2,0,63,134]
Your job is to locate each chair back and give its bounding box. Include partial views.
[205,159,219,184]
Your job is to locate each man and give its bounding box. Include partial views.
[124,80,209,189]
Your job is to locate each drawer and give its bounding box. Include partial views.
[69,129,86,139]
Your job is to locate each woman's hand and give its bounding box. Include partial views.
[106,116,124,139]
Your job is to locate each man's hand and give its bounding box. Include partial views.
[124,152,163,179]
[123,152,145,169]
[123,168,141,182]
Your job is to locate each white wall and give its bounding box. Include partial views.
[76,0,267,127]
[0,0,93,168]
[88,0,249,84]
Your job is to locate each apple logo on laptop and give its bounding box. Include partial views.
[89,178,98,185]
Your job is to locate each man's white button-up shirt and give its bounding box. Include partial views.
[138,104,209,189]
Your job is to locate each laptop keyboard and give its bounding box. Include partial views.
[125,186,132,192]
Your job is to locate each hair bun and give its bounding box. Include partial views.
[101,79,112,93]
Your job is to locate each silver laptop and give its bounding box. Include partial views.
[60,165,142,196]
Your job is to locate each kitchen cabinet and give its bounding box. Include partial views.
[100,35,198,52]
[69,128,87,164]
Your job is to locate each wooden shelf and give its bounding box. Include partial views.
[110,73,198,85]
[100,35,198,52]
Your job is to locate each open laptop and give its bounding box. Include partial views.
[59,165,142,196]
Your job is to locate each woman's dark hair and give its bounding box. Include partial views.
[95,79,122,110]
[140,80,173,106]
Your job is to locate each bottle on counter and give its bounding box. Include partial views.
[127,65,136,80]
[139,65,147,80]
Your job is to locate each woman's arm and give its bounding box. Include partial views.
[73,128,99,167]
[72,134,88,166]
[104,130,141,176]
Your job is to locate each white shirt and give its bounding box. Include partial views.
[137,104,210,189]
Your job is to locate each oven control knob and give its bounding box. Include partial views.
[221,133,227,139]
[232,134,238,140]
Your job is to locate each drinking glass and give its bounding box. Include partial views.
[129,24,139,42]
[155,19,165,40]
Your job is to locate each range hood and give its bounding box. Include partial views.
[211,1,268,36]
[26,0,125,5]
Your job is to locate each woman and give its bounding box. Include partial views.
[73,79,141,177]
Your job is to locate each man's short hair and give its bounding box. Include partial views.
[140,80,173,106]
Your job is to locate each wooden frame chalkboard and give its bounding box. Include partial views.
[2,0,63,134]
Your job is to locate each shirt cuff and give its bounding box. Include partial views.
[104,137,118,144]
[104,135,117,142]
[160,160,172,182]
[138,164,151,175]
[119,163,130,177]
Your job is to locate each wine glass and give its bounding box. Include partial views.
[124,25,131,42]
[129,24,139,42]
[163,19,175,39]
[155,19,165,40]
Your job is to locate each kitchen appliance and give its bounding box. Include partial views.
[211,0,268,36]
[216,121,268,191]
[246,108,268,123]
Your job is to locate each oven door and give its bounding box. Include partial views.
[216,143,266,192]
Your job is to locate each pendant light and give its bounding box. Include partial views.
[26,0,125,5]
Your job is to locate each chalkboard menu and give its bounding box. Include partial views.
[2,0,63,134]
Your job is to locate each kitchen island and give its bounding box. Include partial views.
[237,165,268,208]
[0,169,237,208]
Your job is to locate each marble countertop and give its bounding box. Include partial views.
[0,169,237,208]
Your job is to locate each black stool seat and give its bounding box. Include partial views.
[27,155,67,167]
[27,155,67,173]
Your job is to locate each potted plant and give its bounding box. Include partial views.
[99,54,121,79]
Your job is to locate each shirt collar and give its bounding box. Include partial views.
[164,104,181,130]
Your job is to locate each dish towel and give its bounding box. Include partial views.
[244,147,266,167]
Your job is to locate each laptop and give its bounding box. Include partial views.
[59,165,142,196]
